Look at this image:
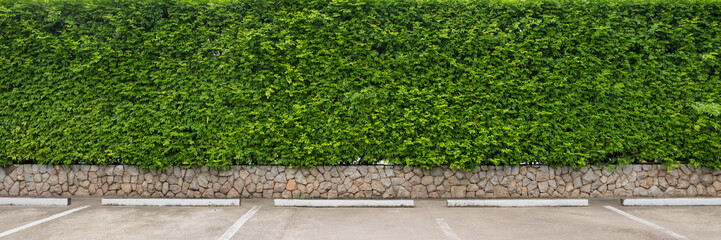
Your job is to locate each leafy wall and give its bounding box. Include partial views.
[1,0,719,169]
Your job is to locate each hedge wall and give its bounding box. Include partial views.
[1,0,720,169]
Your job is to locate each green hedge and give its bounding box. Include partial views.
[1,0,720,169]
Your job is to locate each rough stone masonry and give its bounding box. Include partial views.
[1,164,720,198]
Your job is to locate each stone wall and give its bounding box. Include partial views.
[1,164,720,198]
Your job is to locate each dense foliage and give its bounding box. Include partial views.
[1,0,719,169]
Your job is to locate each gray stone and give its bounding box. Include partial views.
[701,174,714,186]
[490,176,499,185]
[371,180,385,192]
[690,174,701,185]
[380,179,391,188]
[434,176,445,186]
[678,180,690,189]
[184,169,195,182]
[397,187,410,198]
[9,182,19,196]
[112,165,124,175]
[127,166,139,176]
[431,167,444,176]
[274,174,287,183]
[382,187,395,198]
[538,181,549,193]
[198,174,209,188]
[410,176,421,185]
[581,184,591,193]
[162,182,169,195]
[3,176,12,189]
[537,166,550,181]
[295,171,307,184]
[582,170,596,184]
[421,176,434,185]
[687,185,697,196]
[234,178,245,192]
[573,177,582,188]
[500,176,512,185]
[679,165,692,175]
[633,187,648,196]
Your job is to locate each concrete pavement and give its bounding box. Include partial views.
[1,198,720,240]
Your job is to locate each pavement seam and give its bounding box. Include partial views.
[604,206,689,240]
[280,208,300,240]
[0,205,90,238]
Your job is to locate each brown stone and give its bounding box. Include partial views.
[451,186,467,198]
[411,185,429,198]
[170,185,182,194]
[227,188,240,198]
[202,189,215,198]
[493,185,509,197]
[360,183,373,191]
[76,187,90,196]
[274,182,286,192]
[121,183,132,193]
[286,180,297,191]
[713,181,721,191]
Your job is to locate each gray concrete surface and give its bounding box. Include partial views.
[1,198,720,240]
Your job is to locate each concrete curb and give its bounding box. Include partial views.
[101,198,240,206]
[622,198,721,206]
[274,199,414,208]
[0,197,70,206]
[447,199,588,207]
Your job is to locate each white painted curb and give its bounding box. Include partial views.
[0,197,70,206]
[622,198,721,206]
[274,199,414,208]
[101,198,240,206]
[447,199,588,207]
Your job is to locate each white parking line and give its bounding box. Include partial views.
[435,218,461,240]
[604,206,688,240]
[0,205,90,238]
[218,206,261,240]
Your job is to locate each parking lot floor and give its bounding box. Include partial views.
[1,198,720,240]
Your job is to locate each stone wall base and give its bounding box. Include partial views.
[1,164,720,198]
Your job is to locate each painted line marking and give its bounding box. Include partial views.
[218,206,261,240]
[0,198,69,206]
[102,198,240,206]
[447,199,588,207]
[274,199,414,208]
[0,205,90,238]
[604,206,688,240]
[435,218,461,240]
[623,198,721,206]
